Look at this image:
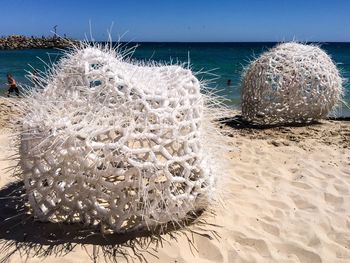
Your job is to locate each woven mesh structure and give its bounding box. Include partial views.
[241,42,343,124]
[19,45,218,233]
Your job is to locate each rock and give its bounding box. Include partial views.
[282,141,290,146]
[270,140,281,147]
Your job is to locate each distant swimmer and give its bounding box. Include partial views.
[227,79,232,86]
[6,73,20,97]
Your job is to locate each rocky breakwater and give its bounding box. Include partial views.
[0,35,79,50]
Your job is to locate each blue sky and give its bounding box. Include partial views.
[1,0,349,42]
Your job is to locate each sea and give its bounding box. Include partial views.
[0,42,349,116]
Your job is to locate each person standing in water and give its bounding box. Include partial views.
[6,73,20,97]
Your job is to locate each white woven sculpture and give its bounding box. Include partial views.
[19,45,221,233]
[241,42,343,124]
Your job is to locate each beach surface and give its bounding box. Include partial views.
[0,99,349,263]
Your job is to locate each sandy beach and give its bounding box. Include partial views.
[0,98,349,263]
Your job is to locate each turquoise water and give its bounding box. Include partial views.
[0,42,349,115]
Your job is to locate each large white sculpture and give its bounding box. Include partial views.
[19,45,222,233]
[241,42,343,124]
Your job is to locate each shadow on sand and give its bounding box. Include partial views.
[0,181,216,263]
[219,115,324,130]
[220,115,350,131]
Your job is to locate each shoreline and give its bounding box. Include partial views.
[2,93,350,118]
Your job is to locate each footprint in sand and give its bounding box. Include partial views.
[258,220,281,236]
[334,183,349,195]
[324,192,344,206]
[194,234,224,262]
[291,181,312,190]
[308,235,321,247]
[276,243,322,263]
[234,235,272,258]
[292,195,317,210]
[268,199,291,209]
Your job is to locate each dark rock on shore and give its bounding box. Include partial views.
[0,35,79,50]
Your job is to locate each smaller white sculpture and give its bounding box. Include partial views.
[241,42,343,124]
[18,45,225,234]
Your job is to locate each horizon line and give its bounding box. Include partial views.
[2,36,350,44]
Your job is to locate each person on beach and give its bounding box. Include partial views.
[6,73,20,97]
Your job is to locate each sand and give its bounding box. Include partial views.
[0,99,349,263]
